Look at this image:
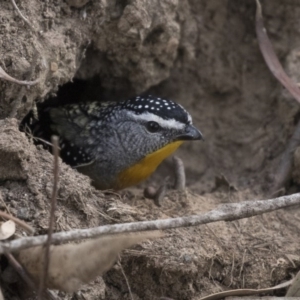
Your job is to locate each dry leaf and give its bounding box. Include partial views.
[255,0,300,104]
[18,231,162,292]
[0,220,16,240]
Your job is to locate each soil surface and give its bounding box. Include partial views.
[1,0,300,299]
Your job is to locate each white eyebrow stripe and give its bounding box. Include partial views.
[127,111,186,130]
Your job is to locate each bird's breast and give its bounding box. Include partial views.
[116,141,183,189]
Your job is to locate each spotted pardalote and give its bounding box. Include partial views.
[25,95,203,190]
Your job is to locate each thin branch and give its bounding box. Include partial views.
[10,0,35,32]
[5,252,36,290]
[199,278,293,300]
[9,49,40,118]
[22,123,58,149]
[0,66,39,86]
[118,257,133,300]
[1,193,300,254]
[4,238,55,299]
[4,254,56,300]
[38,136,60,299]
[0,210,34,234]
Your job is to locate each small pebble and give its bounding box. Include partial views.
[50,62,58,72]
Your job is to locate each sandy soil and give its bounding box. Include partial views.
[1,0,300,299]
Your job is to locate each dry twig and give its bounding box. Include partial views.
[10,0,36,32]
[1,192,300,253]
[199,278,292,300]
[38,136,60,299]
[0,66,39,86]
[4,254,56,300]
[9,49,40,118]
[5,252,36,291]
[118,257,133,300]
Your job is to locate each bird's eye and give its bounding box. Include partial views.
[146,121,160,133]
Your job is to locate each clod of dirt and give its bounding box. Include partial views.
[0,119,29,181]
[0,0,182,119]
[0,118,107,232]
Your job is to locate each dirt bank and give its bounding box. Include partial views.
[1,0,300,299]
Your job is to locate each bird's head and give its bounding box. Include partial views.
[107,95,203,159]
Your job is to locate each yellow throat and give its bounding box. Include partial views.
[117,141,183,189]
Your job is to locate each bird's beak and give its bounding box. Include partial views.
[175,124,203,141]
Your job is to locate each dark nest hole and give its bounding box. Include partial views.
[37,76,136,109]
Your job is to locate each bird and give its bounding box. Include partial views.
[24,95,203,190]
